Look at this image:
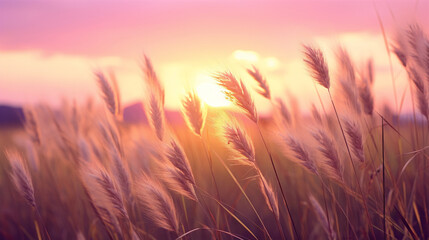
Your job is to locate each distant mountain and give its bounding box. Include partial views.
[122,102,184,124]
[0,102,426,127]
[0,103,184,127]
[0,105,24,126]
[123,102,148,124]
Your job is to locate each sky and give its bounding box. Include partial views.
[0,0,428,113]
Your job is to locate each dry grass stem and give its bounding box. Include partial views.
[182,91,206,136]
[223,122,256,165]
[165,139,195,185]
[142,55,165,103]
[7,150,36,208]
[312,129,344,182]
[247,65,271,99]
[309,194,336,240]
[284,135,317,174]
[215,71,258,122]
[276,98,292,126]
[358,79,374,115]
[136,174,179,234]
[23,107,41,145]
[258,174,279,219]
[96,71,118,116]
[303,45,330,89]
[146,93,166,141]
[343,119,365,163]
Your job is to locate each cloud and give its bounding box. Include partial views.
[0,50,141,106]
[263,57,280,69]
[0,1,427,111]
[2,0,423,58]
[232,50,260,63]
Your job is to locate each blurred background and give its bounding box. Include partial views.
[0,0,428,117]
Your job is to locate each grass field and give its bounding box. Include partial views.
[1,25,429,240]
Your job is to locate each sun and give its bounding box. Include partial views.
[196,82,231,107]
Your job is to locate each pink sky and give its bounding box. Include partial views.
[0,0,428,113]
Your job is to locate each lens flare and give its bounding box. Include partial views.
[196,82,231,107]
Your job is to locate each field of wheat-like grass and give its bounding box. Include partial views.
[2,24,429,240]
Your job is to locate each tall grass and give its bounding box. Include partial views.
[1,24,429,240]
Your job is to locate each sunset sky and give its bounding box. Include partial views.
[0,0,428,113]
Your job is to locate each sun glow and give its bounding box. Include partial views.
[196,82,231,107]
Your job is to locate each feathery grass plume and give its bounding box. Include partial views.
[96,120,131,199]
[336,47,356,84]
[23,106,40,145]
[162,164,197,200]
[23,140,39,171]
[223,121,256,166]
[80,165,123,238]
[309,194,336,240]
[163,139,197,200]
[94,169,130,222]
[6,150,36,208]
[71,101,80,133]
[49,113,80,164]
[164,138,195,185]
[408,67,425,92]
[358,61,374,115]
[98,117,123,155]
[109,70,122,116]
[311,104,323,124]
[136,174,179,234]
[312,129,344,182]
[283,135,317,174]
[408,67,428,119]
[358,79,374,116]
[131,229,141,240]
[303,45,330,89]
[98,207,123,238]
[367,59,374,85]
[111,148,132,201]
[90,168,139,239]
[146,92,166,141]
[276,98,292,126]
[96,71,118,116]
[247,65,271,99]
[335,48,361,114]
[214,71,258,122]
[182,91,207,136]
[258,174,279,219]
[142,55,165,103]
[407,24,428,71]
[392,33,408,67]
[77,136,92,163]
[337,79,361,114]
[417,89,428,120]
[82,163,130,227]
[426,42,429,80]
[343,118,365,163]
[76,231,85,240]
[288,94,303,127]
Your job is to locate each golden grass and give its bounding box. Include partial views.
[1,24,429,240]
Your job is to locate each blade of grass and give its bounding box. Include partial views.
[393,206,418,240]
[256,125,298,240]
[328,89,375,239]
[213,151,273,240]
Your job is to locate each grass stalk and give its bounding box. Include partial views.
[256,125,300,240]
[201,139,224,226]
[327,89,375,239]
[382,116,386,240]
[213,151,273,240]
